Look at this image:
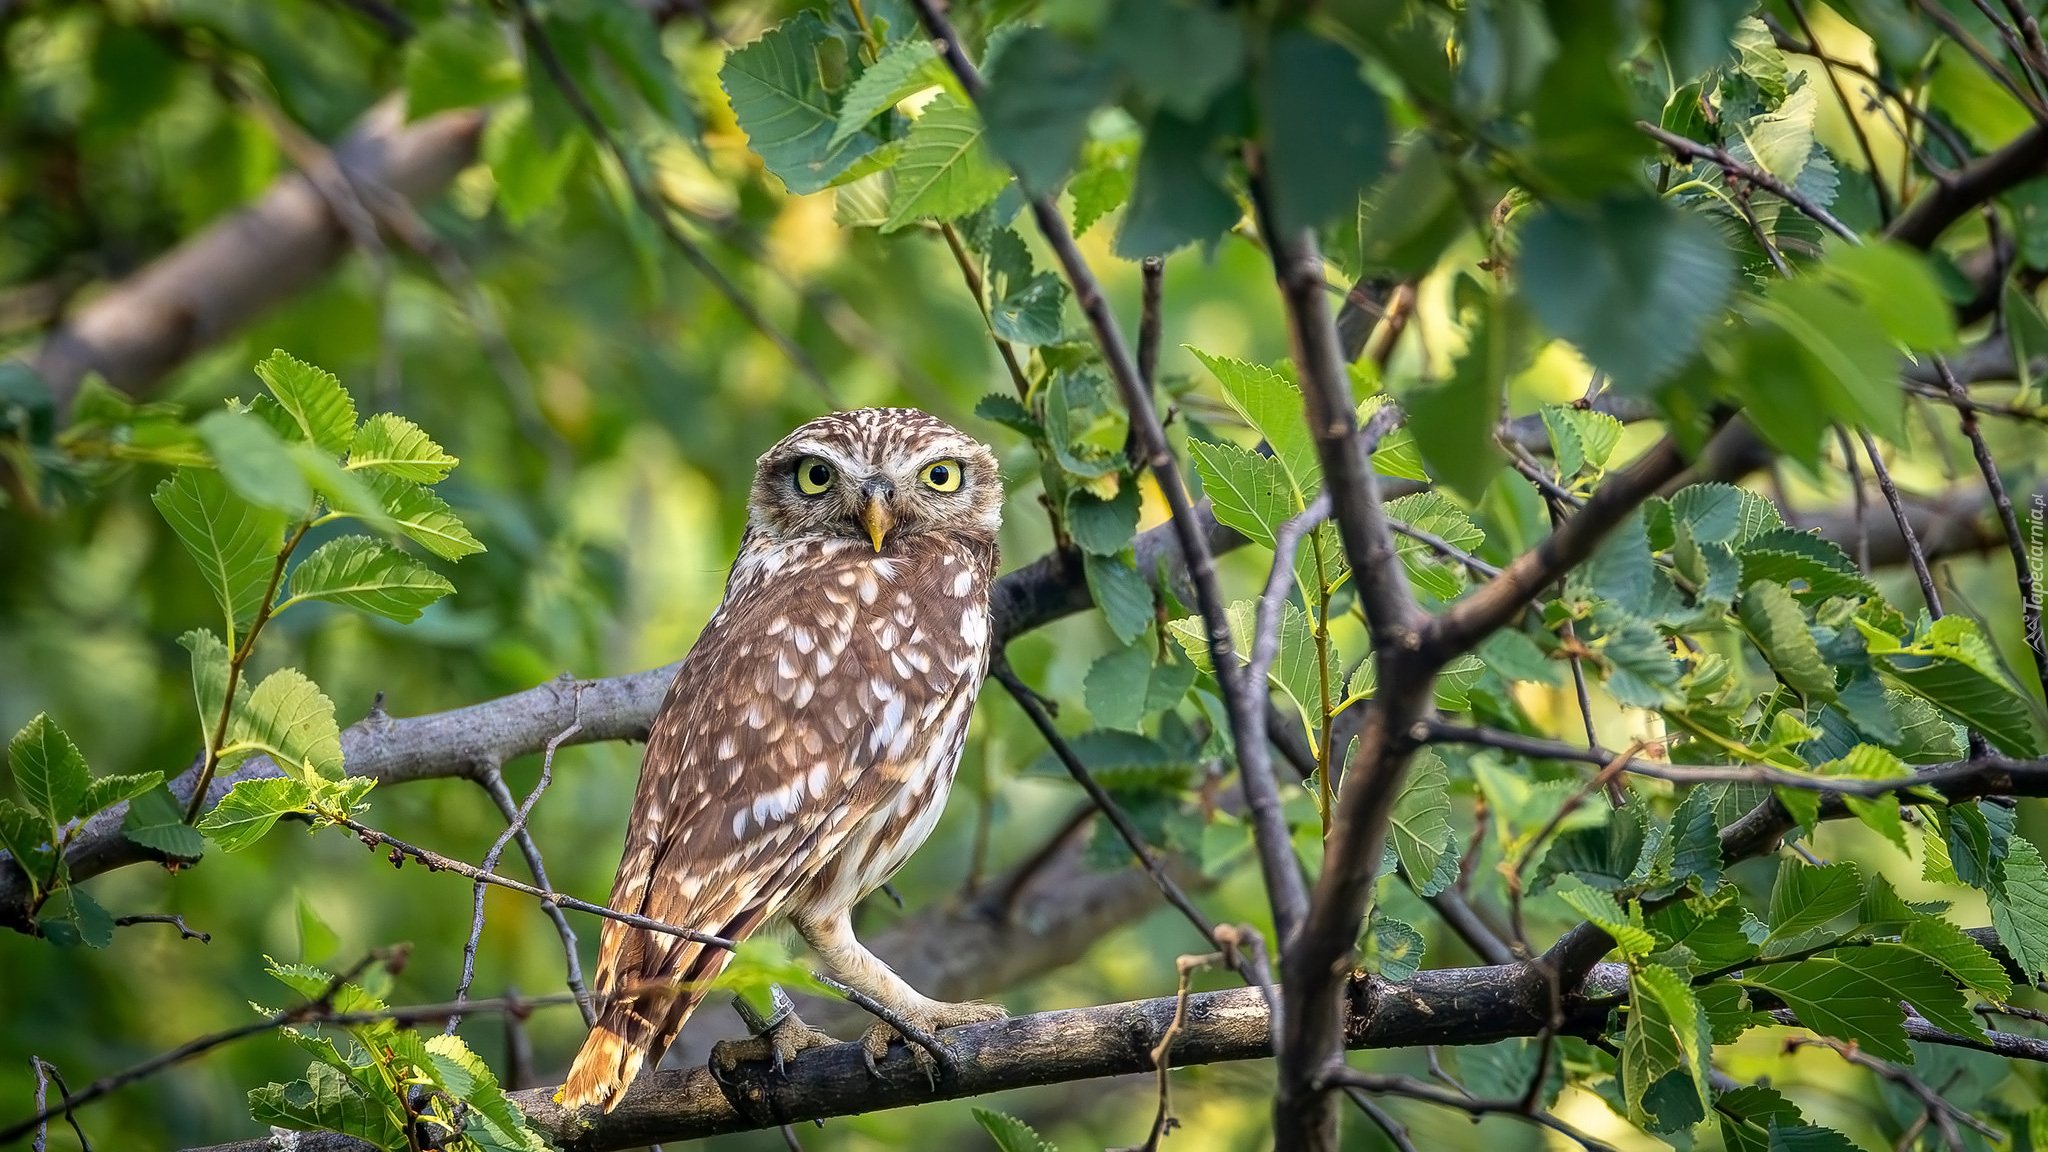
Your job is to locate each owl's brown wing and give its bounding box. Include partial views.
[558,531,994,1111]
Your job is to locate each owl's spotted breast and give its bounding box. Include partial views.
[562,408,1004,1112]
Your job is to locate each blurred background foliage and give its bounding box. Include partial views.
[1,0,2046,1149]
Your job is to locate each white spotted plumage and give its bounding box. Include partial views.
[560,409,1003,1112]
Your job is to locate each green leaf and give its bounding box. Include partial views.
[1822,243,1956,352]
[1745,944,1974,1060]
[1743,280,1906,442]
[1106,0,1245,119]
[1624,963,1711,1127]
[1188,349,1319,497]
[981,27,1118,196]
[254,350,357,456]
[1990,834,2048,984]
[1899,917,2012,999]
[1765,859,1861,945]
[720,12,878,195]
[1085,551,1155,645]
[362,472,485,561]
[1085,645,1197,731]
[1364,913,1427,980]
[484,99,583,228]
[405,14,523,119]
[1519,195,1734,392]
[882,94,1010,232]
[196,409,313,514]
[36,885,115,948]
[9,713,90,828]
[1187,438,1293,548]
[1386,491,1484,600]
[229,669,344,785]
[1739,527,1875,602]
[79,772,162,820]
[1389,750,1458,896]
[974,392,1041,440]
[153,468,287,630]
[197,777,314,852]
[972,1107,1058,1152]
[1541,403,1623,477]
[1070,137,1136,235]
[345,413,458,483]
[830,39,945,151]
[1114,108,1240,258]
[1552,874,1657,956]
[989,263,1067,347]
[0,799,53,887]
[123,784,206,859]
[1258,29,1388,234]
[1739,581,1836,700]
[250,1061,405,1147]
[284,536,455,624]
[2007,279,2048,402]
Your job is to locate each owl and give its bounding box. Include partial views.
[559,408,1007,1112]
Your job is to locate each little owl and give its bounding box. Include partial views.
[560,408,1007,1112]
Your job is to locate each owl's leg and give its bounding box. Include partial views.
[794,908,1007,1073]
[707,985,839,1081]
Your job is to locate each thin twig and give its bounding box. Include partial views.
[1932,354,2048,702]
[111,913,210,943]
[1788,0,1893,224]
[1638,121,1861,243]
[1315,1065,1621,1152]
[1857,428,1945,617]
[938,222,1034,401]
[474,768,595,1025]
[1784,1036,1995,1147]
[1243,490,1330,913]
[449,687,585,1032]
[1121,950,1222,1152]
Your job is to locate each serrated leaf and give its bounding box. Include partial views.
[1085,644,1197,731]
[79,772,162,820]
[254,350,356,455]
[972,1107,1058,1152]
[0,799,53,882]
[153,469,287,630]
[1900,917,2012,999]
[1739,527,1874,601]
[1188,349,1319,498]
[882,94,1010,232]
[197,778,314,852]
[1187,438,1294,548]
[1390,750,1457,895]
[1542,403,1623,477]
[1739,581,1835,700]
[345,413,457,483]
[720,12,879,194]
[1745,944,1972,1060]
[1084,551,1154,645]
[1386,490,1483,600]
[1991,834,2048,984]
[1624,963,1711,1127]
[980,26,1119,196]
[1765,859,1861,945]
[1553,874,1657,955]
[250,1061,404,1146]
[1065,482,1139,557]
[123,784,206,858]
[974,393,1041,439]
[229,669,343,785]
[1070,138,1135,235]
[283,536,455,624]
[829,38,945,151]
[1364,914,1427,980]
[36,885,114,948]
[9,713,90,828]
[362,472,484,561]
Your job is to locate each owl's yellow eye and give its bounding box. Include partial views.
[921,459,964,492]
[795,457,835,496]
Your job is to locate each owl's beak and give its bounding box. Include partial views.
[862,492,895,552]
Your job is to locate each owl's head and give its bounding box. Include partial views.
[747,408,1003,550]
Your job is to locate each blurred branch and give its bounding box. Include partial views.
[20,98,484,415]
[1638,121,1860,242]
[1888,120,2048,248]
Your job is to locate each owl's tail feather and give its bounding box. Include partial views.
[557,906,769,1113]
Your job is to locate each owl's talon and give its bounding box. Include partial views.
[709,1009,840,1085]
[856,999,1007,1084]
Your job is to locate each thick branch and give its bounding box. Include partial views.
[22,98,483,414]
[1888,122,2048,249]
